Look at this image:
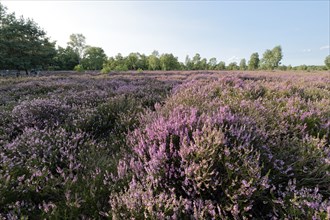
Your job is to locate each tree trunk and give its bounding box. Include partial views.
[25,69,28,76]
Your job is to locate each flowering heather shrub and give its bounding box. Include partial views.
[112,78,174,109]
[0,128,114,218]
[61,89,110,108]
[157,74,330,218]
[0,72,329,219]
[11,98,72,134]
[79,95,143,151]
[110,106,270,219]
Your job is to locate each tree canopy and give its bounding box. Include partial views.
[325,55,330,70]
[248,53,259,70]
[68,33,86,63]
[0,3,56,73]
[53,46,79,70]
[81,46,107,70]
[261,46,283,70]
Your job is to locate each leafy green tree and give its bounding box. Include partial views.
[192,53,202,70]
[0,3,56,74]
[67,33,86,63]
[81,46,107,70]
[272,46,283,68]
[159,53,180,70]
[217,61,226,70]
[325,55,330,70]
[126,53,139,70]
[115,53,124,64]
[261,49,273,70]
[297,64,307,71]
[208,57,217,70]
[136,53,148,70]
[53,46,79,70]
[227,62,238,70]
[102,53,131,73]
[185,55,193,70]
[261,46,283,70]
[239,58,247,70]
[200,58,208,70]
[148,51,160,70]
[248,52,259,70]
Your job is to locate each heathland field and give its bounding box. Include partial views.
[0,71,329,219]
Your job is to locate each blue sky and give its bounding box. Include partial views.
[2,1,330,66]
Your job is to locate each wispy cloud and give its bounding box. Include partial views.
[227,55,240,62]
[302,49,312,53]
[320,45,329,50]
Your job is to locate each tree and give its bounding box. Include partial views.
[208,57,217,70]
[248,53,259,70]
[192,53,202,70]
[0,3,56,74]
[159,53,180,71]
[81,46,107,70]
[67,33,86,63]
[217,61,226,70]
[115,53,125,67]
[137,53,148,70]
[325,55,330,70]
[185,55,193,70]
[227,62,238,70]
[261,49,273,70]
[200,58,208,70]
[261,46,283,70]
[272,46,283,68]
[126,53,139,70]
[53,46,79,70]
[148,53,160,70]
[239,58,247,70]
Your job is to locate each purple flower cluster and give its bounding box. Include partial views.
[110,106,269,219]
[12,98,71,131]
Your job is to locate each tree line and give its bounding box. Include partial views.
[1,3,329,74]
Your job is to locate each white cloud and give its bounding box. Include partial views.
[227,55,240,62]
[320,45,330,50]
[302,49,312,53]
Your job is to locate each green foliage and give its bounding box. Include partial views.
[81,46,107,70]
[325,55,330,70]
[53,46,79,70]
[208,57,217,70]
[100,66,111,74]
[239,58,247,70]
[227,62,238,70]
[248,52,259,70]
[159,53,180,70]
[126,53,139,70]
[148,51,160,70]
[185,55,193,70]
[114,64,128,72]
[67,33,86,62]
[217,61,226,70]
[261,46,283,70]
[0,3,56,72]
[74,64,84,72]
[190,53,208,70]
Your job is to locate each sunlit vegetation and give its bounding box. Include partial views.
[0,71,329,219]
